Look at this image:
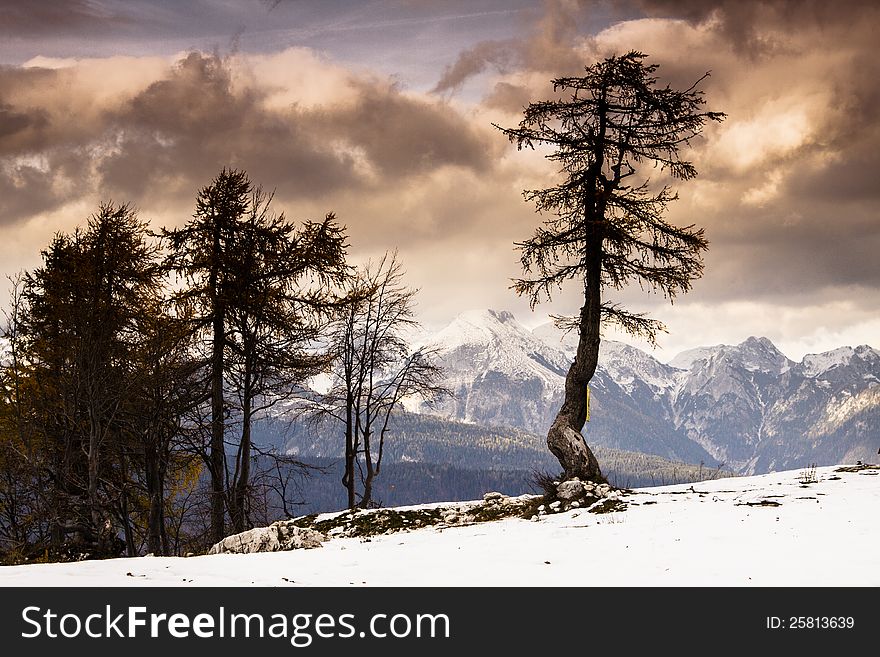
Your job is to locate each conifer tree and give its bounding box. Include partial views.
[496,52,724,482]
[164,169,350,539]
[16,203,161,556]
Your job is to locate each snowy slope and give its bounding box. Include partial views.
[672,339,880,473]
[533,321,682,393]
[668,345,723,371]
[426,309,570,387]
[798,345,878,378]
[1,464,877,586]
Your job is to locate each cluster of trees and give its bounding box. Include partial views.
[0,169,442,563]
[0,50,721,563]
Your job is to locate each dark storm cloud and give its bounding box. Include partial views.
[98,52,361,204]
[327,80,496,176]
[0,67,56,153]
[630,0,880,54]
[431,0,596,96]
[432,40,516,95]
[103,52,494,202]
[0,66,94,226]
[0,166,66,227]
[0,103,49,146]
[700,200,880,302]
[780,49,880,207]
[0,50,496,227]
[483,81,533,113]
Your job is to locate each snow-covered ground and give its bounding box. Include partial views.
[1,465,877,587]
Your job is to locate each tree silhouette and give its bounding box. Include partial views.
[13,204,163,557]
[496,51,724,482]
[314,253,449,509]
[164,169,351,540]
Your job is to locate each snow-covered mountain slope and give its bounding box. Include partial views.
[532,322,682,393]
[415,310,880,475]
[801,345,879,379]
[672,339,880,473]
[2,464,877,586]
[418,311,713,464]
[429,310,570,380]
[418,309,570,434]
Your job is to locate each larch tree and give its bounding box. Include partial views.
[164,169,249,544]
[225,203,349,533]
[128,302,203,556]
[164,168,351,540]
[16,203,162,557]
[495,51,724,483]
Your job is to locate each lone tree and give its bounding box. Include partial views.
[496,51,724,483]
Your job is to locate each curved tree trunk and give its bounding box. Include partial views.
[546,234,606,483]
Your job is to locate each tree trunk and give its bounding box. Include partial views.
[87,417,102,551]
[361,430,374,508]
[343,390,356,510]
[209,301,226,544]
[145,444,163,555]
[230,370,253,534]
[120,492,136,557]
[546,236,606,483]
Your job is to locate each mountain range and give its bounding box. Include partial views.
[412,309,880,475]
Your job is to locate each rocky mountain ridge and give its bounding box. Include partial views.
[414,309,880,474]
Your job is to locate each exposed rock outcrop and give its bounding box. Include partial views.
[208,521,325,555]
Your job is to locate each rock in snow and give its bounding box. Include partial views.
[208,522,325,554]
[556,479,586,501]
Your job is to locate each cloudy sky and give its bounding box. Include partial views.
[1,0,878,361]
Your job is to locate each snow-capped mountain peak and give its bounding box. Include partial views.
[671,337,792,375]
[668,344,724,371]
[596,339,682,392]
[802,346,856,378]
[426,309,570,380]
[732,336,793,374]
[531,322,679,391]
[416,310,880,475]
[417,310,571,431]
[801,345,880,379]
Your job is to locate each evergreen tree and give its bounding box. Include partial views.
[164,168,248,544]
[164,169,350,539]
[225,200,349,532]
[496,52,724,482]
[15,203,162,557]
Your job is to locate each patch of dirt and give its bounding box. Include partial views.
[735,499,782,507]
[288,488,629,539]
[834,464,879,473]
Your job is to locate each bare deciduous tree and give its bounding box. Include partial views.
[315,253,450,509]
